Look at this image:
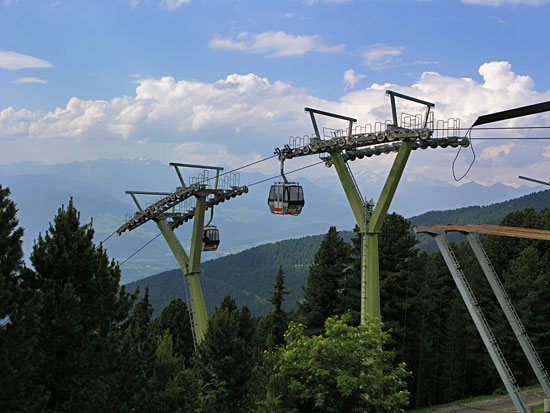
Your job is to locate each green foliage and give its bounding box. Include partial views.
[297,226,351,334]
[127,233,325,316]
[195,296,254,412]
[153,298,195,360]
[272,313,410,412]
[29,198,134,411]
[148,330,200,412]
[4,186,550,411]
[0,185,48,411]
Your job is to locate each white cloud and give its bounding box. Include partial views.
[159,0,190,11]
[2,61,550,188]
[209,31,345,57]
[0,51,53,70]
[13,77,48,84]
[343,69,365,90]
[478,143,516,160]
[479,61,533,92]
[361,44,404,70]
[462,0,549,5]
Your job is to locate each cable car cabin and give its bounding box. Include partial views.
[202,226,220,251]
[268,182,304,215]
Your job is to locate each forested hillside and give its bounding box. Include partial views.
[130,188,550,315]
[411,187,550,251]
[3,185,549,411]
[127,235,326,316]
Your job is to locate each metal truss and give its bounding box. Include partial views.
[276,127,468,164]
[117,184,248,235]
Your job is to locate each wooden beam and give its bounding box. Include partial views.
[415,224,550,241]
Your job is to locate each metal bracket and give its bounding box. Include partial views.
[386,90,434,129]
[304,107,357,139]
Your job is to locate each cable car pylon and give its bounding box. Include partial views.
[117,162,248,344]
[273,91,468,323]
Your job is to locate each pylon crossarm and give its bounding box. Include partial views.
[117,185,248,235]
[339,137,468,164]
[278,127,437,161]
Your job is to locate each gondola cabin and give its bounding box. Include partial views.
[268,182,304,215]
[202,226,220,251]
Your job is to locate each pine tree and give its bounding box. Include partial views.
[116,288,165,411]
[269,264,290,346]
[149,330,199,411]
[0,185,48,411]
[297,226,351,334]
[248,265,292,409]
[196,296,253,412]
[153,298,195,360]
[29,198,133,411]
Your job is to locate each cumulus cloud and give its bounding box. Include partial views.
[2,61,550,188]
[209,31,345,57]
[343,69,365,90]
[0,51,53,70]
[462,0,549,5]
[478,143,516,161]
[361,44,403,70]
[13,77,48,84]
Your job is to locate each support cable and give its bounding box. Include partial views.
[100,229,118,244]
[117,159,325,266]
[246,160,324,188]
[452,127,476,182]
[119,233,162,267]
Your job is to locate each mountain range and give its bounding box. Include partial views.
[0,157,540,284]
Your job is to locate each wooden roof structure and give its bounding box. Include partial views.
[413,224,550,240]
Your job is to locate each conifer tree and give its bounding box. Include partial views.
[196,296,253,412]
[116,288,164,411]
[297,226,351,334]
[153,298,195,360]
[269,264,290,346]
[0,185,48,411]
[149,330,199,411]
[29,198,133,411]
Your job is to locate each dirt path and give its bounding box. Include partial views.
[431,389,546,412]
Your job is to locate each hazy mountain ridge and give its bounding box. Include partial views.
[0,158,540,283]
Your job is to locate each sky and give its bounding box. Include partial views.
[1,0,550,190]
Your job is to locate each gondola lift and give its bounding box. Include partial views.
[202,206,220,251]
[267,158,305,215]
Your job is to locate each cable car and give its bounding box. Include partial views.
[202,226,220,251]
[268,182,304,215]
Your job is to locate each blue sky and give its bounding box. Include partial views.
[1,0,550,190]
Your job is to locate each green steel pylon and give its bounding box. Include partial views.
[155,196,209,342]
[331,140,413,322]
